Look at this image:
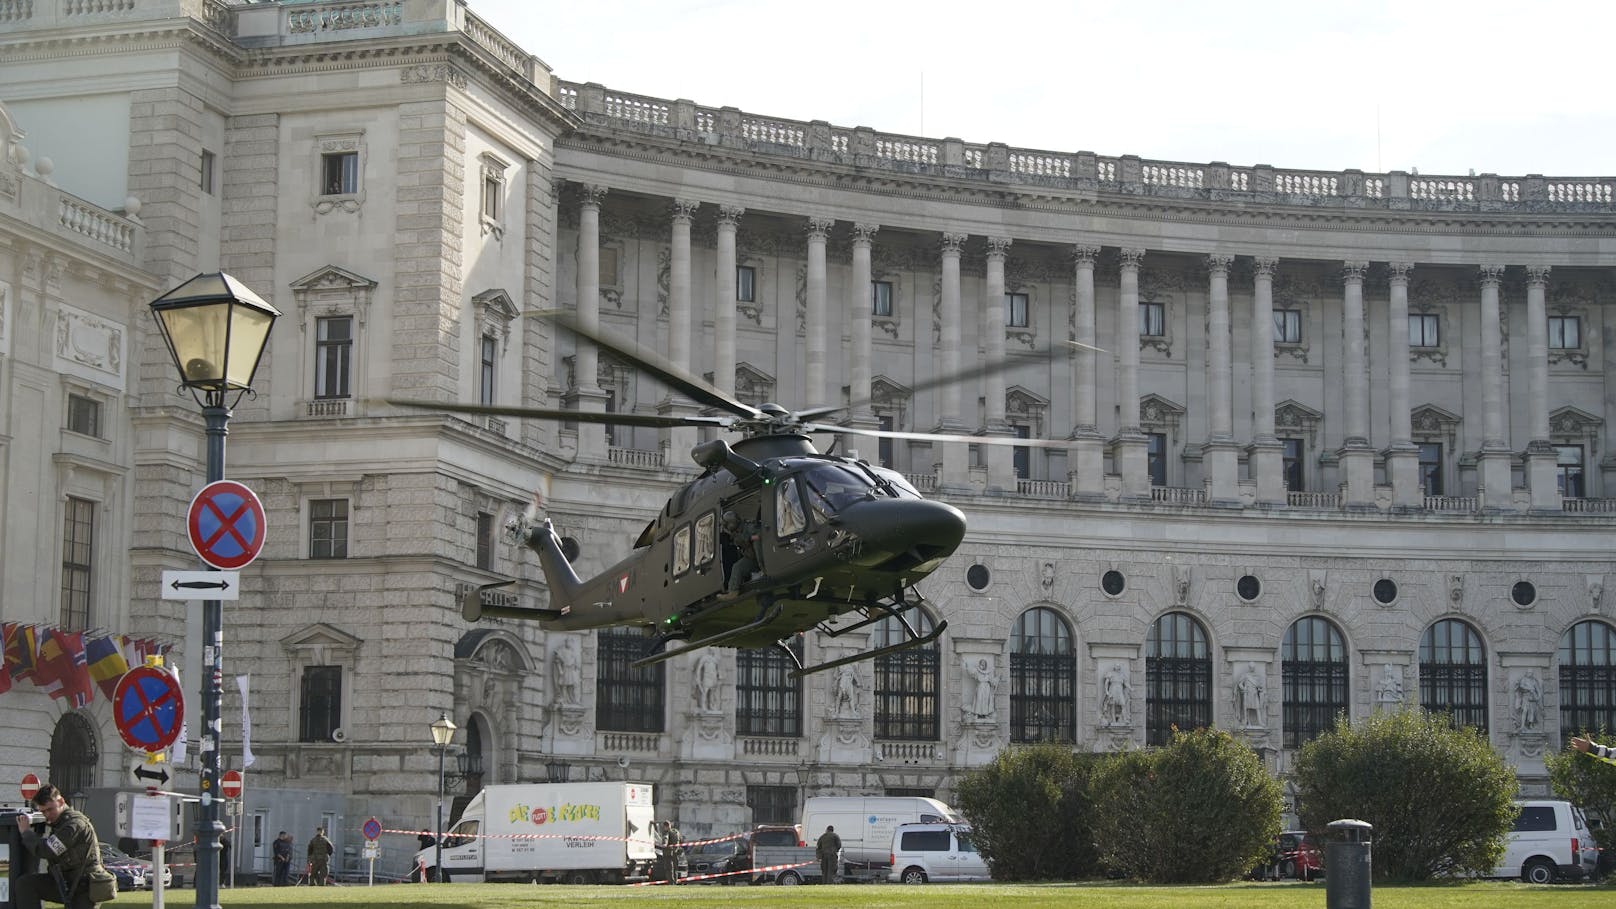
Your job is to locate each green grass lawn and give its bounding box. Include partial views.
[112,880,1606,909]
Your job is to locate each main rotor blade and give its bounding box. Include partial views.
[803,422,1081,450]
[540,311,761,421]
[387,398,734,430]
[802,344,1062,424]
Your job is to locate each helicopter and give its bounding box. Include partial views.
[390,313,1086,675]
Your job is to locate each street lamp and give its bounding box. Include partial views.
[430,712,457,882]
[148,272,278,909]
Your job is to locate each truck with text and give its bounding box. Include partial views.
[413,781,657,884]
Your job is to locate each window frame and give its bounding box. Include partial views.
[1005,292,1030,329]
[1280,437,1305,492]
[873,612,939,741]
[1146,432,1168,487]
[1409,312,1440,348]
[298,665,344,743]
[872,280,894,317]
[596,626,666,733]
[479,333,497,406]
[309,497,350,560]
[1145,612,1212,746]
[1559,620,1616,739]
[475,511,495,571]
[736,264,756,303]
[1281,616,1349,749]
[1139,300,1166,338]
[1009,606,1075,744]
[1548,314,1581,350]
[1556,444,1586,498]
[321,151,359,196]
[1418,618,1489,731]
[66,393,102,438]
[60,496,95,629]
[314,315,353,400]
[1274,308,1303,344]
[1418,442,1444,497]
[200,149,216,195]
[736,640,803,737]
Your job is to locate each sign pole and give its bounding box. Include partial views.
[196,402,229,909]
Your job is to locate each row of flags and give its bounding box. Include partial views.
[2,622,171,709]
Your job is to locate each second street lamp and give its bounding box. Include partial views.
[430,712,457,882]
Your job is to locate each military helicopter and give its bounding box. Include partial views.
[391,314,1085,675]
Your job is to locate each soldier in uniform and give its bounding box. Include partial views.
[306,826,334,885]
[12,784,106,909]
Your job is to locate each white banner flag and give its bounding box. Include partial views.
[171,665,188,764]
[236,673,255,768]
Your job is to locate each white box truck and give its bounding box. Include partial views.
[799,796,964,880]
[414,781,657,884]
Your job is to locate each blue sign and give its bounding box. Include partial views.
[114,666,185,753]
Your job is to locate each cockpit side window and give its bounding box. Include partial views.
[798,462,881,510]
[776,477,808,537]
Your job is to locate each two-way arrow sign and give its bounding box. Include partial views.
[133,764,170,786]
[160,570,240,601]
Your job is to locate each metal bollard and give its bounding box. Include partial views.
[1324,819,1372,909]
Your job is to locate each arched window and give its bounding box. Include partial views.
[1559,620,1616,736]
[874,611,938,741]
[1419,618,1488,730]
[1010,606,1075,744]
[1282,616,1348,749]
[49,713,98,807]
[595,627,664,733]
[737,639,803,737]
[1145,612,1211,746]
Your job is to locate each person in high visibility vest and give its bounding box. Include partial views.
[1572,734,1616,764]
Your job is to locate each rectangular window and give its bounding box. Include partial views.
[66,394,101,437]
[479,334,497,406]
[736,643,802,737]
[673,525,692,576]
[315,316,353,399]
[1146,432,1167,486]
[1557,445,1586,498]
[1274,309,1302,343]
[599,246,619,287]
[1012,424,1031,480]
[872,280,893,317]
[596,627,665,733]
[1281,438,1305,491]
[1418,442,1443,496]
[1409,313,1440,348]
[298,665,342,743]
[736,265,756,303]
[310,498,349,560]
[1549,315,1581,350]
[321,151,358,195]
[1005,292,1029,329]
[1140,301,1165,337]
[481,174,501,221]
[877,415,894,469]
[476,511,495,570]
[746,785,798,826]
[61,496,94,629]
[200,150,215,195]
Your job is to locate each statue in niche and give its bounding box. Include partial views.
[831,665,861,718]
[1099,663,1131,725]
[1174,569,1190,606]
[1041,563,1055,590]
[1374,663,1404,704]
[1590,579,1605,612]
[692,649,722,714]
[964,656,997,719]
[1311,577,1326,610]
[1513,672,1542,733]
[1235,663,1265,728]
[552,636,582,707]
[1449,574,1464,605]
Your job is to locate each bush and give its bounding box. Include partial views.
[1088,727,1283,883]
[955,742,1102,881]
[1292,708,1517,882]
[1546,729,1616,850]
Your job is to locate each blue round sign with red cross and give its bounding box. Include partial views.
[114,665,185,753]
[187,480,267,570]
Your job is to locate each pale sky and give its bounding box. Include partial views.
[472,0,1614,178]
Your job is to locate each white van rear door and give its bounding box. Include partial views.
[954,830,990,882]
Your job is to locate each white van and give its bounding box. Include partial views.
[1489,799,1598,883]
[889,823,990,883]
[801,796,963,872]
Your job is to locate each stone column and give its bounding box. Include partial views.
[1068,244,1105,499]
[1203,254,1239,504]
[713,205,744,396]
[983,237,1016,492]
[1478,264,1513,509]
[1247,256,1286,506]
[805,217,834,405]
[1385,262,1421,507]
[1524,266,1559,510]
[1338,261,1375,507]
[936,232,971,490]
[846,223,880,428]
[661,198,701,460]
[571,183,609,460]
[1115,248,1150,497]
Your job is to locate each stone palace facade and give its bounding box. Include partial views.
[3,0,1614,880]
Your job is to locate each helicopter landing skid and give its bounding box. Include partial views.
[630,600,787,670]
[781,598,947,677]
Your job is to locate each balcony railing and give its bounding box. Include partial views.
[1286,491,1341,509]
[1424,495,1478,512]
[608,447,664,468]
[1151,486,1207,506]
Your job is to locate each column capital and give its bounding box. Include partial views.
[806,217,835,239]
[1071,244,1101,266]
[1525,265,1552,286]
[1388,261,1414,284]
[1342,260,1369,283]
[1119,247,1145,269]
[671,198,700,223]
[581,183,607,209]
[985,236,1012,259]
[851,222,880,245]
[716,205,746,226]
[1479,264,1505,286]
[1206,253,1233,276]
[1252,256,1279,277]
[940,232,968,255]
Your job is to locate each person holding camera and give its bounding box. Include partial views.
[11,783,113,909]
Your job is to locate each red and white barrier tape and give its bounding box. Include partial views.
[379,825,745,849]
[633,860,813,886]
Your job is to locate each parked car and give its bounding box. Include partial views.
[1276,831,1322,881]
[1489,799,1598,883]
[685,836,750,881]
[888,823,990,883]
[99,844,148,891]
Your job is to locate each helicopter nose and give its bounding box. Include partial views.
[836,498,967,569]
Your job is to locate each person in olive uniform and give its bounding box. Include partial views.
[307,826,334,885]
[12,783,105,909]
[816,825,842,884]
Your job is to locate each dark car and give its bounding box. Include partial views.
[99,844,149,891]
[685,836,750,882]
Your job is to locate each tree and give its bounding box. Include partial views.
[1088,727,1283,883]
[1292,708,1517,881]
[955,742,1102,880]
[1546,730,1616,850]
